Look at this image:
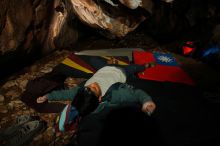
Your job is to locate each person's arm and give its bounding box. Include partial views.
[111,87,152,103]
[110,87,156,114]
[126,89,156,115]
[46,86,81,101]
[37,86,81,103]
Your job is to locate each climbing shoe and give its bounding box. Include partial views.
[5,120,47,146]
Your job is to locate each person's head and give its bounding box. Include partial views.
[86,82,102,100]
[72,87,99,117]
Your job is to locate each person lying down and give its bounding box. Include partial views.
[36,63,157,131]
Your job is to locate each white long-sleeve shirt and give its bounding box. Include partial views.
[85,66,126,96]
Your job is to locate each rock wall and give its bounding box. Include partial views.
[0,0,79,79]
[0,0,79,55]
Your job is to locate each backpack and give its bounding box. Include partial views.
[56,104,79,132]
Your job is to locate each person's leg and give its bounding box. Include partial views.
[123,64,145,75]
[115,64,145,80]
[120,62,156,77]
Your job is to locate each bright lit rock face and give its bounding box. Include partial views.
[69,0,148,37]
[0,0,153,55]
[119,0,142,9]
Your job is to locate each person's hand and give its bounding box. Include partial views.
[142,101,156,115]
[145,62,156,68]
[36,95,48,103]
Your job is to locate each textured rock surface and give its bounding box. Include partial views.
[0,0,79,55]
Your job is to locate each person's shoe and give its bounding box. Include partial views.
[5,120,47,146]
[0,115,39,140]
